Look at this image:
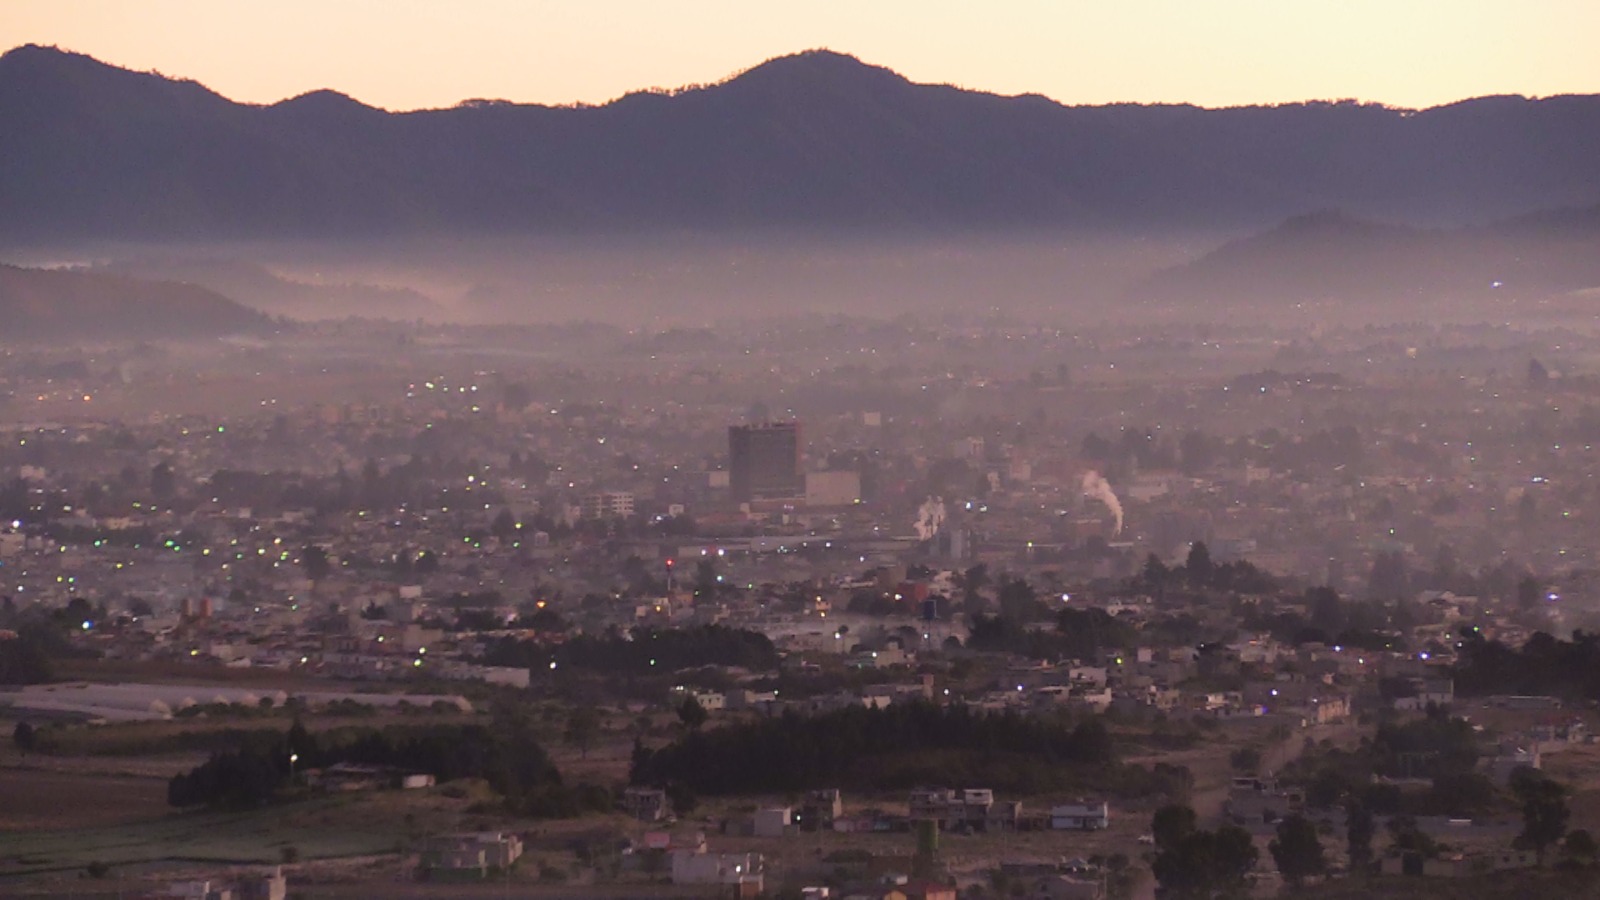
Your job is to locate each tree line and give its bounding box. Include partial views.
[630,700,1119,796]
[1454,629,1600,700]
[966,605,1137,661]
[168,712,608,817]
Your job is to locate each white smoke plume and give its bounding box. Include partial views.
[914,496,947,541]
[1081,471,1124,535]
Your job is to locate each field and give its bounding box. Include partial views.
[12,696,1595,898]
[0,786,473,879]
[0,768,168,831]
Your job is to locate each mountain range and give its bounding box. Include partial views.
[3,44,1600,242]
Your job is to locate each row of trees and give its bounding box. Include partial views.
[966,605,1137,661]
[0,624,56,685]
[1135,543,1277,597]
[1238,585,1410,650]
[1,595,113,685]
[166,745,286,808]
[630,701,1118,796]
[1454,629,1600,700]
[1152,765,1587,895]
[168,712,605,818]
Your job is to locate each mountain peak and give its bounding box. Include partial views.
[0,41,225,113]
[268,88,381,116]
[1,42,74,64]
[0,42,113,79]
[716,48,909,94]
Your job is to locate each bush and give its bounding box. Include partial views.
[1230,746,1263,773]
[83,861,111,879]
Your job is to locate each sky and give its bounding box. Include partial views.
[3,0,1597,112]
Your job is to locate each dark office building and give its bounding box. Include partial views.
[729,421,802,503]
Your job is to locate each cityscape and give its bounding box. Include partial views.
[3,3,1600,899]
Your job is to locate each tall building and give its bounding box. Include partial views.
[729,422,802,503]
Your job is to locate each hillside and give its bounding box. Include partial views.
[95,258,440,321]
[2,45,1599,240]
[1134,207,1600,307]
[0,264,275,340]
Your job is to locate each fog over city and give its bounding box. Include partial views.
[3,6,1600,899]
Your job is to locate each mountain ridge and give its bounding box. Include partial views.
[3,44,1600,241]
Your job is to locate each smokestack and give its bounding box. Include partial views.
[1081,471,1124,535]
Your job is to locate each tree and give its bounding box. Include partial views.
[1185,542,1214,586]
[150,462,176,501]
[677,695,708,731]
[286,717,316,761]
[1211,825,1259,891]
[1346,799,1375,874]
[1151,812,1257,899]
[1563,829,1598,865]
[997,577,1041,622]
[564,707,602,759]
[1367,551,1409,600]
[1269,814,1326,887]
[1512,767,1570,864]
[300,544,332,583]
[1229,747,1262,774]
[1152,803,1197,851]
[1386,814,1436,859]
[491,508,518,541]
[13,720,36,754]
[1142,554,1169,595]
[1517,575,1542,611]
[665,780,698,816]
[1529,358,1550,387]
[692,559,718,599]
[0,629,54,685]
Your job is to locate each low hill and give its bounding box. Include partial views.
[96,257,439,321]
[1134,207,1600,308]
[0,264,275,340]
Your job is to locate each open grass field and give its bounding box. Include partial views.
[0,788,468,880]
[0,768,168,831]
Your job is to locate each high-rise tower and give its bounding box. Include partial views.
[728,421,802,503]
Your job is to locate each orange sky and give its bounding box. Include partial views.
[3,0,1596,111]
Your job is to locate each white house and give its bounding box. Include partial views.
[1050,801,1110,831]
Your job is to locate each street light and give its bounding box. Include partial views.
[289,753,299,781]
